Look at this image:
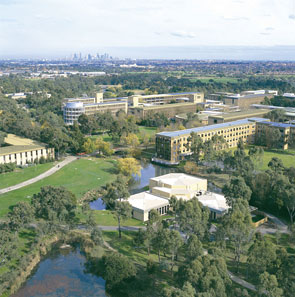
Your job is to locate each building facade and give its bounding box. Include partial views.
[154,117,268,165]
[0,134,54,166]
[127,173,229,221]
[63,92,128,125]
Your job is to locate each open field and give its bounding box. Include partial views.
[0,157,117,218]
[0,162,55,189]
[229,146,295,170]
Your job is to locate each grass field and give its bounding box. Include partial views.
[77,209,145,226]
[0,157,117,218]
[0,162,55,189]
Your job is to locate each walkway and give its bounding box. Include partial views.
[228,271,257,292]
[0,156,77,195]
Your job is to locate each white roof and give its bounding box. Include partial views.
[150,173,206,187]
[127,192,169,212]
[197,192,229,214]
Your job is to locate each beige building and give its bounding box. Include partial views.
[149,173,207,199]
[154,117,269,165]
[127,173,228,221]
[208,109,270,125]
[128,92,204,119]
[0,134,54,166]
[63,92,128,125]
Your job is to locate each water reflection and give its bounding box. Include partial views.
[12,248,106,297]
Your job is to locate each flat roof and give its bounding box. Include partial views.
[150,173,206,186]
[0,144,45,156]
[197,192,229,214]
[227,93,271,100]
[4,134,43,146]
[157,117,267,138]
[135,92,201,99]
[209,109,270,120]
[127,192,169,212]
[260,121,295,128]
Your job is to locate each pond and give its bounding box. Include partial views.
[90,162,177,210]
[12,248,107,297]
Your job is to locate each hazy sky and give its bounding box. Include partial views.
[1,0,295,58]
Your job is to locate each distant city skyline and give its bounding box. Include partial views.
[1,0,295,60]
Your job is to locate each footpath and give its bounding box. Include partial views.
[0,156,77,195]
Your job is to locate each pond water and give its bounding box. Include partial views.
[12,248,107,297]
[90,162,176,210]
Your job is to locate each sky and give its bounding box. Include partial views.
[1,0,295,58]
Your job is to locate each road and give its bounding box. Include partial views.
[0,156,77,195]
[257,211,290,235]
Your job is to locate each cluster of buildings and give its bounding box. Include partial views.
[153,117,295,165]
[63,91,204,125]
[127,173,229,221]
[0,134,54,166]
[207,90,277,108]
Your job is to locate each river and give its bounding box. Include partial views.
[11,247,107,297]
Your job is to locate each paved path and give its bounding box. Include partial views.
[257,211,290,235]
[0,156,77,195]
[228,271,257,292]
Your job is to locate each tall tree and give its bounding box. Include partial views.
[113,201,132,238]
[222,199,254,272]
[185,132,203,163]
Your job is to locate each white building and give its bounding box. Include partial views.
[127,173,229,221]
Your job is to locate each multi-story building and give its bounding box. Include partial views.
[0,134,54,166]
[128,92,204,119]
[208,90,276,109]
[63,92,128,125]
[153,117,268,165]
[208,109,270,125]
[256,121,295,150]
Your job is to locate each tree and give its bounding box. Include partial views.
[166,230,183,271]
[247,233,277,276]
[183,161,198,175]
[283,185,295,223]
[258,272,283,297]
[268,157,285,174]
[113,201,132,238]
[103,252,136,290]
[78,113,93,134]
[185,132,203,163]
[0,131,7,146]
[8,201,34,231]
[91,227,103,245]
[266,128,282,149]
[31,186,77,224]
[95,138,113,156]
[222,176,252,207]
[185,234,203,261]
[248,146,264,169]
[222,199,254,273]
[177,197,210,239]
[82,137,96,154]
[102,175,130,209]
[117,157,141,178]
[162,282,196,297]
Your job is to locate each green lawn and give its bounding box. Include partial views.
[260,149,295,170]
[77,209,145,226]
[138,126,157,138]
[0,162,55,189]
[229,146,295,170]
[0,157,117,218]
